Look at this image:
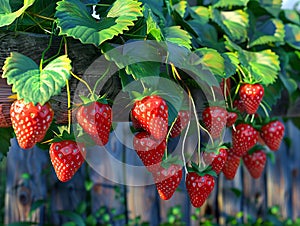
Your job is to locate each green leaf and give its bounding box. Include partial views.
[163,26,192,49]
[282,9,300,25]
[57,210,85,226]
[0,127,14,161]
[248,18,285,48]
[222,52,240,78]
[0,0,35,27]
[244,49,280,85]
[222,52,239,78]
[285,24,300,50]
[55,0,143,46]
[194,48,225,76]
[262,78,283,108]
[258,0,282,17]
[213,0,249,8]
[2,53,71,105]
[211,9,249,42]
[125,62,161,81]
[189,6,210,23]
[172,0,187,18]
[143,5,163,40]
[230,188,242,197]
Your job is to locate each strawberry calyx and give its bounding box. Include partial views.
[246,144,266,155]
[51,126,76,143]
[202,142,228,155]
[79,95,109,106]
[161,154,183,169]
[187,161,217,177]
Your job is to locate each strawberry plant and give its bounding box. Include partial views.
[1,0,300,222]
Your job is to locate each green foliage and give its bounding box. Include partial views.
[55,0,143,46]
[2,53,71,105]
[0,0,35,27]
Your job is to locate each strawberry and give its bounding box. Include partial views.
[49,140,85,182]
[202,147,228,174]
[232,123,258,157]
[133,131,166,172]
[222,149,241,180]
[131,95,168,141]
[239,83,264,114]
[202,106,227,139]
[76,101,112,146]
[186,172,215,207]
[10,99,54,149]
[243,149,266,179]
[170,110,190,138]
[260,120,285,151]
[152,164,182,200]
[226,111,238,127]
[233,99,246,114]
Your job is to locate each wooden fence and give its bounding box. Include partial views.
[1,31,300,225]
[1,120,300,225]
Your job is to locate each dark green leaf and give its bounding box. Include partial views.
[0,127,14,160]
[172,0,187,18]
[57,210,85,226]
[2,53,71,105]
[194,48,225,76]
[30,199,47,215]
[244,49,280,85]
[212,0,249,8]
[282,9,300,25]
[222,52,239,78]
[258,0,282,17]
[285,23,300,50]
[211,8,249,42]
[55,0,143,46]
[189,6,210,23]
[248,18,285,48]
[230,188,242,197]
[126,61,161,81]
[163,26,192,49]
[143,5,163,40]
[0,0,35,27]
[263,79,283,108]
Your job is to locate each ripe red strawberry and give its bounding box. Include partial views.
[239,83,264,114]
[232,123,258,157]
[222,149,241,180]
[226,111,238,127]
[186,172,215,207]
[243,150,266,179]
[202,148,228,174]
[10,99,54,149]
[260,120,285,151]
[202,106,227,139]
[49,140,85,182]
[152,164,182,200]
[131,95,168,141]
[170,110,190,138]
[76,101,112,146]
[233,99,246,114]
[133,131,166,172]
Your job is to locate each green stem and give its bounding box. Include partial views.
[66,79,71,134]
[260,102,270,118]
[190,96,202,167]
[43,38,64,65]
[182,120,190,175]
[210,86,216,102]
[24,12,51,34]
[92,63,112,96]
[28,12,55,21]
[71,71,93,95]
[39,22,55,71]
